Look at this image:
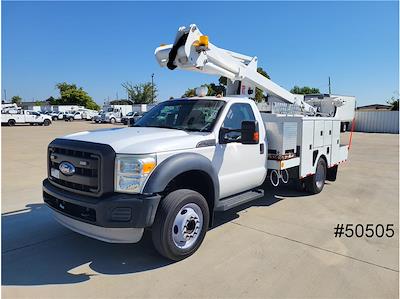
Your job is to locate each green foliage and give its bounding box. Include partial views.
[110,99,133,105]
[11,95,22,105]
[46,96,56,103]
[182,84,225,98]
[52,82,100,110]
[34,101,47,106]
[290,86,320,95]
[182,88,196,97]
[122,82,157,104]
[387,96,399,111]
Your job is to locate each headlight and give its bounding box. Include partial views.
[114,154,156,193]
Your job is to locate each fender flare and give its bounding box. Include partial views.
[143,152,219,203]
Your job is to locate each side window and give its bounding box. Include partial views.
[222,103,256,140]
[223,103,255,130]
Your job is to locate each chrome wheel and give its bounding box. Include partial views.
[315,162,325,190]
[172,203,203,250]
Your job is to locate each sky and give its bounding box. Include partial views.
[2,1,399,106]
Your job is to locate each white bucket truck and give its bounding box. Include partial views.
[98,105,133,123]
[43,24,355,260]
[2,110,52,126]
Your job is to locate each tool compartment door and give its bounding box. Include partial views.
[313,120,324,148]
[300,120,314,177]
[330,120,341,165]
[324,121,333,146]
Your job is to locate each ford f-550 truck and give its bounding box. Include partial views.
[43,24,354,260]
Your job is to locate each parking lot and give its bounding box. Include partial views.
[1,121,399,298]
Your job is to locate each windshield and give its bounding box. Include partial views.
[126,112,134,116]
[106,108,114,112]
[134,99,225,132]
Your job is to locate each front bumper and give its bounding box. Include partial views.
[43,179,161,240]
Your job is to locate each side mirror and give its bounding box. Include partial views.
[241,120,259,144]
[219,120,259,145]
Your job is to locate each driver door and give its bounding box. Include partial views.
[25,111,36,122]
[215,103,266,198]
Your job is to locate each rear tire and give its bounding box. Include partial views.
[43,119,51,126]
[152,189,209,261]
[305,157,327,194]
[7,119,16,126]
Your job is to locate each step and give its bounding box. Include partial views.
[215,188,264,212]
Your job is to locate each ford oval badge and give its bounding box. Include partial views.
[59,161,75,176]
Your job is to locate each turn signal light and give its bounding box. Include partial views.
[253,132,259,142]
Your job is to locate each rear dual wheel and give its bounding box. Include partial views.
[152,189,209,261]
[305,158,327,194]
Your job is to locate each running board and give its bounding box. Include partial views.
[215,188,264,212]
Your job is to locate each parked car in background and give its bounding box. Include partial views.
[64,111,83,121]
[93,111,103,123]
[2,110,52,126]
[80,109,98,121]
[50,111,66,120]
[121,111,142,125]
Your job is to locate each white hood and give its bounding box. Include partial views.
[61,127,214,154]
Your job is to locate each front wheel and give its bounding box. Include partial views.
[305,157,327,194]
[43,119,51,126]
[7,119,16,126]
[110,118,116,124]
[152,189,209,261]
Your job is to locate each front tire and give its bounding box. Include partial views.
[43,119,51,126]
[7,119,16,126]
[110,118,116,124]
[305,157,327,194]
[152,189,209,261]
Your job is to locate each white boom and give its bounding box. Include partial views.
[155,24,316,114]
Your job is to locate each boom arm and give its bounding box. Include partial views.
[155,24,316,114]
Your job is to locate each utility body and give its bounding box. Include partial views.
[2,110,52,126]
[43,24,355,260]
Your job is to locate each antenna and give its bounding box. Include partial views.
[328,77,331,95]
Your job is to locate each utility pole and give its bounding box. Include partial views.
[4,89,7,102]
[151,73,155,102]
[328,76,331,95]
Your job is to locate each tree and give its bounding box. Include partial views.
[387,96,399,111]
[290,86,320,95]
[11,96,22,105]
[182,84,225,98]
[182,88,196,97]
[122,82,157,104]
[110,99,133,105]
[54,82,100,110]
[46,96,56,104]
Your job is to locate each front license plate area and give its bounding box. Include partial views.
[51,168,60,179]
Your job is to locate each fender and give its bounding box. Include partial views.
[143,152,219,203]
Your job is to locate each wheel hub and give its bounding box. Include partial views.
[172,204,203,249]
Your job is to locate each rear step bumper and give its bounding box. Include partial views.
[215,188,264,212]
